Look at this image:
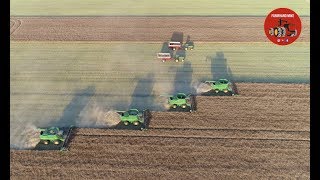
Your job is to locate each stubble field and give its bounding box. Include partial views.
[10,83,310,179]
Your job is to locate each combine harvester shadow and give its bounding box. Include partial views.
[111,73,155,130]
[203,51,308,87]
[34,86,95,151]
[201,52,239,96]
[168,61,197,112]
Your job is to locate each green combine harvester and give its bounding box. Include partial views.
[35,126,74,151]
[183,41,194,50]
[202,79,235,96]
[166,93,196,112]
[39,127,65,145]
[174,50,186,62]
[117,109,151,130]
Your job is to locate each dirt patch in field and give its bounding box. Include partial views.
[10,16,310,42]
[10,83,309,178]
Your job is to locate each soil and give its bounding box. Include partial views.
[10,16,310,42]
[10,14,310,178]
[10,83,310,179]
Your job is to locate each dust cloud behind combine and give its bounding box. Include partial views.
[10,42,186,150]
[10,124,40,150]
[78,100,121,128]
[194,82,212,94]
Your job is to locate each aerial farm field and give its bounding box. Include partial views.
[10,0,310,179]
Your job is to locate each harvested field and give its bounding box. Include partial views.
[10,83,310,178]
[10,17,310,42]
[10,138,309,179]
[10,18,21,35]
[74,128,309,141]
[11,134,309,178]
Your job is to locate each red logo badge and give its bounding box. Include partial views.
[264,8,302,45]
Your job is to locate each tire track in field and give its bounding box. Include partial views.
[10,18,22,35]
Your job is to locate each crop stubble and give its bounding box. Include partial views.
[10,16,310,42]
[10,14,309,179]
[11,83,309,179]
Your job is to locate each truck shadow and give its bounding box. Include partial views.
[171,31,184,43]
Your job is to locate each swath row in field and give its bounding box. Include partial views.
[11,135,309,178]
[73,128,309,141]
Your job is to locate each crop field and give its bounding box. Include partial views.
[10,41,309,83]
[10,17,310,42]
[10,0,310,16]
[10,84,310,178]
[10,0,309,178]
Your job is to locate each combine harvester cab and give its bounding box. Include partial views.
[201,79,236,96]
[34,126,74,151]
[116,109,151,130]
[168,41,182,51]
[157,53,172,62]
[167,93,196,112]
